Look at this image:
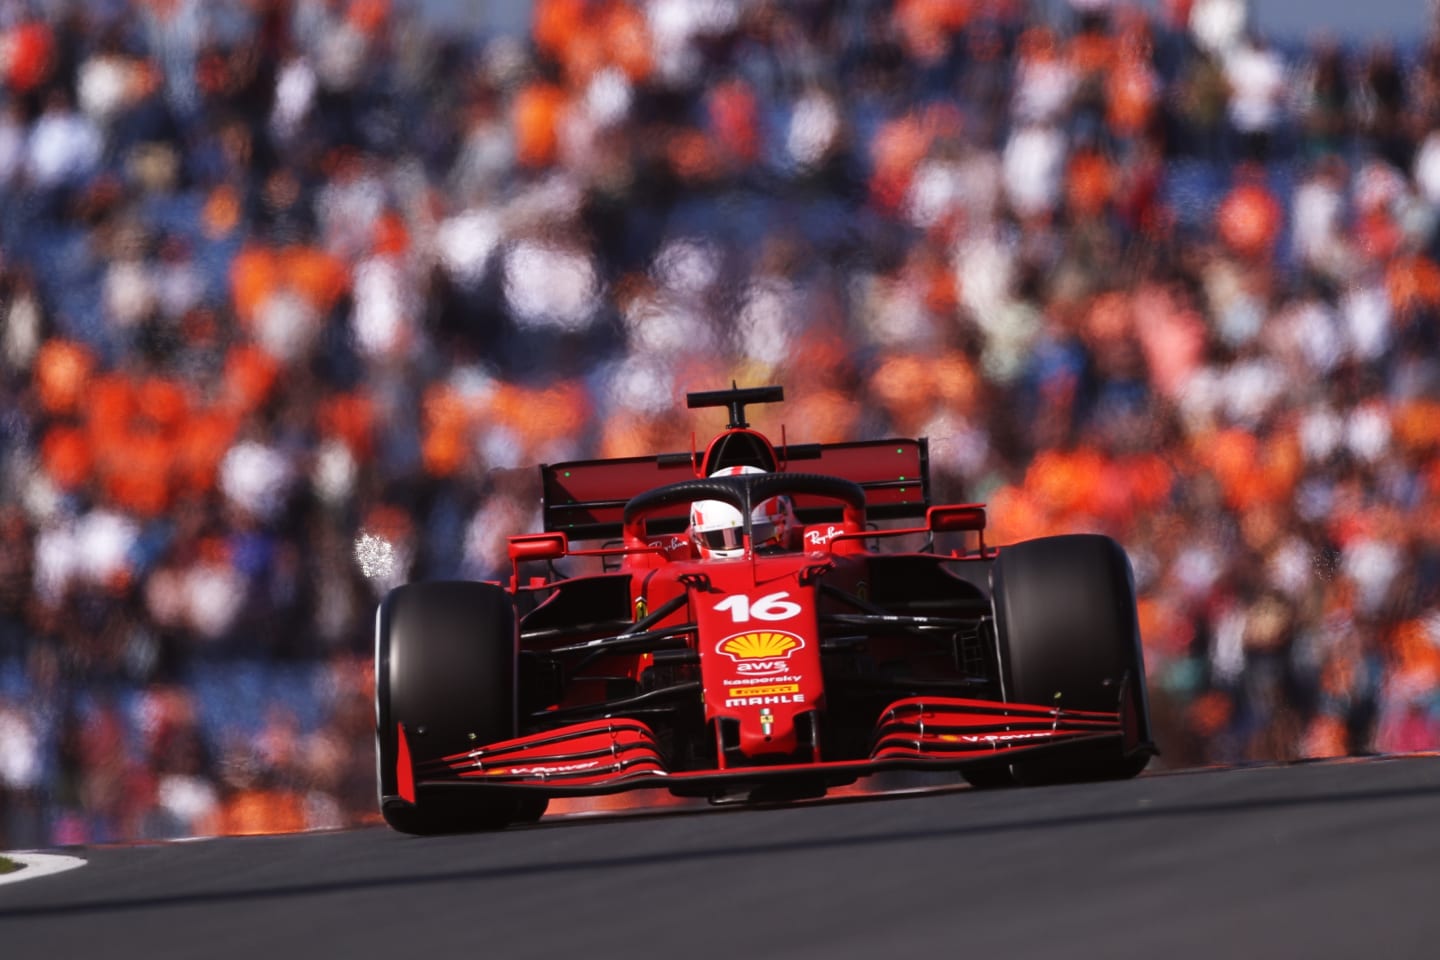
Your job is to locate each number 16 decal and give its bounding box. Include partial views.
[713,591,801,623]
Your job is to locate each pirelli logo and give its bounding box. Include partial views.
[726,684,799,701]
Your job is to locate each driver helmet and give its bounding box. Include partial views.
[690,466,798,560]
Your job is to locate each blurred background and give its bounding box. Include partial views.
[3,0,1440,848]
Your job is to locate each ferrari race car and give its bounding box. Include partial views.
[376,385,1155,834]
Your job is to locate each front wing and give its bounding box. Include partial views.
[386,696,1146,807]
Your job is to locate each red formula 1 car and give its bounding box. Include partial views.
[376,385,1155,833]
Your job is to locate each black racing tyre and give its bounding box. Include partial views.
[375,580,525,834]
[990,534,1153,785]
[961,759,1017,789]
[512,795,551,823]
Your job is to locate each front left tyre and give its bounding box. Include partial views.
[375,580,545,833]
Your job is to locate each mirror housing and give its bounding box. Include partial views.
[927,504,986,533]
[508,532,568,564]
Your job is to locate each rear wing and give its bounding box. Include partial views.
[542,438,930,541]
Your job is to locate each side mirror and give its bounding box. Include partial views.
[508,532,568,564]
[927,504,986,533]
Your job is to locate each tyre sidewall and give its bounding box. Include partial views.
[375,580,518,831]
[991,534,1152,781]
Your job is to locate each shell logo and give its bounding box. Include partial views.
[716,630,805,662]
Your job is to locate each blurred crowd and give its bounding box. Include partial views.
[3,0,1440,847]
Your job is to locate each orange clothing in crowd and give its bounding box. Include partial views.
[895,0,972,63]
[1216,178,1284,258]
[1067,149,1116,218]
[39,356,269,512]
[421,383,471,477]
[534,0,652,84]
[868,122,921,211]
[35,339,94,416]
[319,392,378,461]
[204,789,308,837]
[230,244,349,329]
[1386,253,1440,313]
[222,345,280,416]
[513,82,568,169]
[40,426,92,491]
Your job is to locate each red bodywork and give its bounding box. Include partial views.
[384,387,1149,814]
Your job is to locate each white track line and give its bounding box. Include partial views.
[0,852,88,886]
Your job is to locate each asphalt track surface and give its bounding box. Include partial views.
[2,757,1438,959]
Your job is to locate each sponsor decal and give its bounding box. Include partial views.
[646,536,688,553]
[735,659,793,675]
[486,760,602,777]
[728,692,806,706]
[941,732,1055,745]
[724,674,801,687]
[805,525,845,547]
[726,684,799,701]
[715,630,805,663]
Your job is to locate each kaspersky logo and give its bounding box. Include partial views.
[715,630,806,671]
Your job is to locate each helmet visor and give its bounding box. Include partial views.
[697,525,743,553]
[697,521,778,553]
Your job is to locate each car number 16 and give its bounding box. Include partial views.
[713,591,801,623]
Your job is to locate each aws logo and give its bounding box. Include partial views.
[715,630,806,664]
